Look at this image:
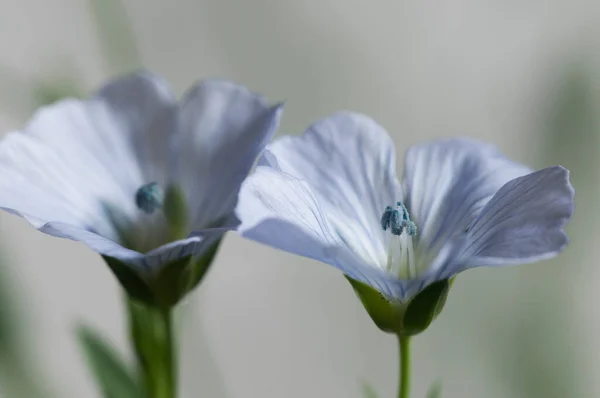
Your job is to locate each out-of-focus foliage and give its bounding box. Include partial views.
[0,1,142,397]
[0,263,47,398]
[360,381,378,398]
[491,61,599,397]
[0,0,140,120]
[426,382,441,398]
[77,325,145,398]
[85,0,141,75]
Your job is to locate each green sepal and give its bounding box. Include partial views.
[103,256,154,304]
[402,279,451,336]
[182,240,221,294]
[103,240,221,308]
[346,277,452,337]
[346,277,406,333]
[77,325,145,398]
[151,239,221,307]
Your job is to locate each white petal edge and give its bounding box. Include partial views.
[24,213,211,273]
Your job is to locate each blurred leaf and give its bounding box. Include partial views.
[426,381,442,398]
[532,62,598,397]
[0,263,49,398]
[0,65,85,120]
[1,0,139,120]
[0,266,15,354]
[360,381,378,398]
[77,325,144,398]
[31,76,84,107]
[86,0,142,74]
[503,61,599,398]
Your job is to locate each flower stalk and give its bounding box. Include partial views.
[128,299,176,398]
[398,335,411,398]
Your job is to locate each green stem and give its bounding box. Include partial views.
[398,335,411,398]
[128,300,176,398]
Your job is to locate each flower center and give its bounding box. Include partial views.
[380,202,419,279]
[135,182,164,214]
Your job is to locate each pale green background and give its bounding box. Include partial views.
[0,0,599,397]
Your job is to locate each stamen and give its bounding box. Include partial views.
[380,201,419,278]
[135,182,164,214]
[390,209,403,235]
[381,202,417,236]
[380,206,393,231]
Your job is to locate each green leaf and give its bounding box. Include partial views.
[360,381,379,398]
[426,381,442,398]
[77,325,145,398]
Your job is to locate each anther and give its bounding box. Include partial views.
[381,202,418,236]
[135,182,164,214]
[381,206,393,231]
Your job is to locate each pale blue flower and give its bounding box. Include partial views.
[0,71,282,273]
[236,112,574,301]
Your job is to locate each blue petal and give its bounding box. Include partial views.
[173,80,283,231]
[0,71,176,243]
[47,225,203,271]
[14,215,210,273]
[92,70,177,186]
[0,71,239,272]
[237,167,339,260]
[452,166,574,271]
[255,112,402,265]
[402,138,532,255]
[236,112,407,297]
[237,168,413,299]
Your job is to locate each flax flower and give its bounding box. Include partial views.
[236,112,574,333]
[0,71,282,304]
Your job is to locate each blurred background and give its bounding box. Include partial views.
[0,0,599,397]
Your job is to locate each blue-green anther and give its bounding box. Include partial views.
[381,206,393,230]
[381,202,418,236]
[390,209,403,235]
[135,182,164,214]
